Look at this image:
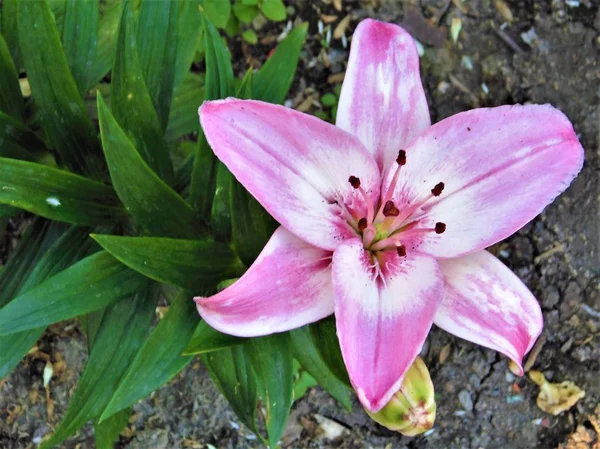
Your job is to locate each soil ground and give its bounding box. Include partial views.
[1,0,599,448]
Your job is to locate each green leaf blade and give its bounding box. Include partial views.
[0,251,146,335]
[184,320,246,355]
[136,0,179,131]
[100,290,197,421]
[190,15,234,213]
[290,326,352,410]
[253,23,307,104]
[91,234,244,292]
[0,34,24,119]
[246,334,294,448]
[0,157,124,226]
[97,93,207,239]
[62,0,99,94]
[17,0,105,177]
[39,285,156,449]
[111,0,174,183]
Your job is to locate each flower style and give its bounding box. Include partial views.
[195,19,584,412]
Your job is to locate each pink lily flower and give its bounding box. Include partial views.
[195,19,584,412]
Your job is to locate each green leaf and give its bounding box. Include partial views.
[166,72,205,143]
[0,251,146,335]
[100,289,197,421]
[253,23,307,104]
[18,0,105,177]
[321,92,337,107]
[292,359,317,401]
[173,0,203,92]
[0,34,24,119]
[88,0,122,88]
[62,0,99,94]
[190,15,233,213]
[0,226,95,380]
[203,344,260,435]
[233,3,259,23]
[136,0,178,131]
[0,111,46,162]
[229,179,277,267]
[242,28,258,44]
[310,317,350,385]
[94,408,131,449]
[259,0,286,22]
[290,326,352,409]
[246,334,294,448]
[184,320,245,355]
[111,0,174,183]
[243,0,259,5]
[91,234,244,292]
[0,219,64,309]
[1,0,20,70]
[203,0,231,29]
[97,93,207,239]
[0,157,124,226]
[39,285,156,449]
[210,162,233,241]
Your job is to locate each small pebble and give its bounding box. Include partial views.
[458,390,474,411]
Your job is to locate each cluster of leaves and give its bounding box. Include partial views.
[0,0,354,447]
[203,0,287,44]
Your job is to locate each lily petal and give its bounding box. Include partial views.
[332,239,443,412]
[200,99,380,251]
[336,19,430,172]
[195,227,334,337]
[435,251,543,374]
[386,104,584,258]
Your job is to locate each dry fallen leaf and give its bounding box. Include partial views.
[314,414,349,441]
[333,15,351,40]
[529,371,585,416]
[557,407,600,449]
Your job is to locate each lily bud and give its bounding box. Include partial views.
[366,357,436,436]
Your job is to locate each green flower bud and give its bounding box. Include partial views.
[366,357,436,436]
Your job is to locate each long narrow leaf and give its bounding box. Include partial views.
[18,0,105,177]
[111,0,173,183]
[62,0,99,94]
[166,73,205,143]
[173,0,203,92]
[0,251,146,335]
[0,157,124,226]
[91,234,244,292]
[0,34,24,119]
[100,290,197,421]
[246,334,294,448]
[88,0,121,88]
[39,285,156,449]
[0,226,95,380]
[97,94,207,238]
[189,15,233,213]
[290,326,352,409]
[203,344,260,435]
[183,321,245,355]
[0,111,47,161]
[1,0,20,70]
[136,0,178,130]
[93,408,131,449]
[252,23,307,104]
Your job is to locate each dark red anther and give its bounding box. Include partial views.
[435,222,446,234]
[396,150,407,166]
[348,175,361,189]
[382,200,400,217]
[397,245,407,257]
[358,217,368,232]
[431,182,445,196]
